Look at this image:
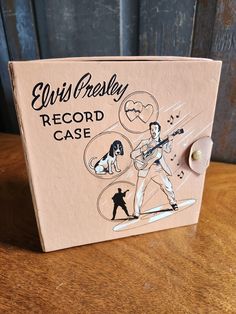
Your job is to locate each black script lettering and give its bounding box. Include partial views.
[113,83,128,102]
[42,84,52,106]
[74,73,92,98]
[106,74,128,102]
[106,74,117,97]
[58,82,72,102]
[32,82,44,111]
[98,82,106,97]
[93,83,102,96]
[31,73,129,111]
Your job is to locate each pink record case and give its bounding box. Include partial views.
[9,56,222,252]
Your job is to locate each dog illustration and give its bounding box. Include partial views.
[89,140,124,175]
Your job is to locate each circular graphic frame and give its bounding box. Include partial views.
[97,180,136,221]
[83,131,133,180]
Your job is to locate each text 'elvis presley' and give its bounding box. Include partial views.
[31,73,129,141]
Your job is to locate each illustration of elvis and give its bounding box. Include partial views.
[111,188,130,220]
[130,121,178,218]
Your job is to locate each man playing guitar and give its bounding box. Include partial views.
[130,121,179,218]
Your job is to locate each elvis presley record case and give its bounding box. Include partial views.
[9,56,222,252]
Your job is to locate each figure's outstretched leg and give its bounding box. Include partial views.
[112,204,118,220]
[153,171,177,209]
[133,175,151,217]
[121,204,129,217]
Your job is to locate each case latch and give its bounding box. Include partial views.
[188,136,213,174]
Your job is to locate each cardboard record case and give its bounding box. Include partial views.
[9,56,222,252]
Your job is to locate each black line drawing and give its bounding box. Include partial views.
[176,111,180,119]
[131,122,184,218]
[124,100,142,121]
[132,127,184,172]
[167,114,174,125]
[84,131,133,180]
[119,91,159,134]
[167,111,181,125]
[113,199,196,232]
[97,181,135,221]
[171,154,177,161]
[111,188,130,220]
[125,100,154,123]
[177,170,184,179]
[89,140,124,175]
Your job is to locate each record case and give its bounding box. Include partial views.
[9,56,222,251]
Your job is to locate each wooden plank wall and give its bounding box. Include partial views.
[0,0,235,163]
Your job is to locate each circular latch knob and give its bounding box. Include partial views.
[192,150,202,161]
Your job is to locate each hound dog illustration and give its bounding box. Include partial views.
[89,140,124,175]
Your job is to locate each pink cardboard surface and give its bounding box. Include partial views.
[9,56,222,251]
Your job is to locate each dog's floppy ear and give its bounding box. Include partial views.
[109,142,114,157]
[120,142,124,155]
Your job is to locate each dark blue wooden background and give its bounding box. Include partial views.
[0,0,235,163]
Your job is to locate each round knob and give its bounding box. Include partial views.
[192,150,202,161]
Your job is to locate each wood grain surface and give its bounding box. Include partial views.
[0,133,235,313]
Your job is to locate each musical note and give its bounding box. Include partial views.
[177,170,184,179]
[167,115,174,125]
[176,111,181,119]
[171,154,176,161]
[167,111,181,125]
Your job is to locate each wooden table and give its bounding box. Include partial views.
[0,133,235,313]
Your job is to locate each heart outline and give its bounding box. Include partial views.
[125,100,143,122]
[138,104,154,123]
[124,100,154,123]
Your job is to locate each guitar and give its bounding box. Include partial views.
[133,128,184,171]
